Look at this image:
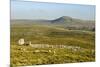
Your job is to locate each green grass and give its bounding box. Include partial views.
[10,23,95,66]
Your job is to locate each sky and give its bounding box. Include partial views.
[11,0,95,20]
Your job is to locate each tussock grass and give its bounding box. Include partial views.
[10,23,95,66]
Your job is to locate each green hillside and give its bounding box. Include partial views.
[10,20,95,66]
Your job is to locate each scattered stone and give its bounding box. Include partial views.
[18,38,25,45]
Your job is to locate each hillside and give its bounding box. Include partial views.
[11,16,95,31]
[10,16,95,66]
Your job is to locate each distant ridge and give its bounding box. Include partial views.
[51,16,95,24]
[11,16,95,23]
[11,16,95,31]
[51,16,73,23]
[11,16,95,26]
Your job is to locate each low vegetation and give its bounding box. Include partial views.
[10,20,95,66]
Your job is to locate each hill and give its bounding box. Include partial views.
[11,16,95,31]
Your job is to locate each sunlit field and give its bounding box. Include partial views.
[10,20,95,67]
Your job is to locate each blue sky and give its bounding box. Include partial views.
[11,1,95,20]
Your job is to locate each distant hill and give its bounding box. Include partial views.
[51,16,94,24]
[50,16,95,31]
[51,16,73,23]
[11,16,95,23]
[11,16,95,31]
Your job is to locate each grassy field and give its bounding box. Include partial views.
[10,22,95,67]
